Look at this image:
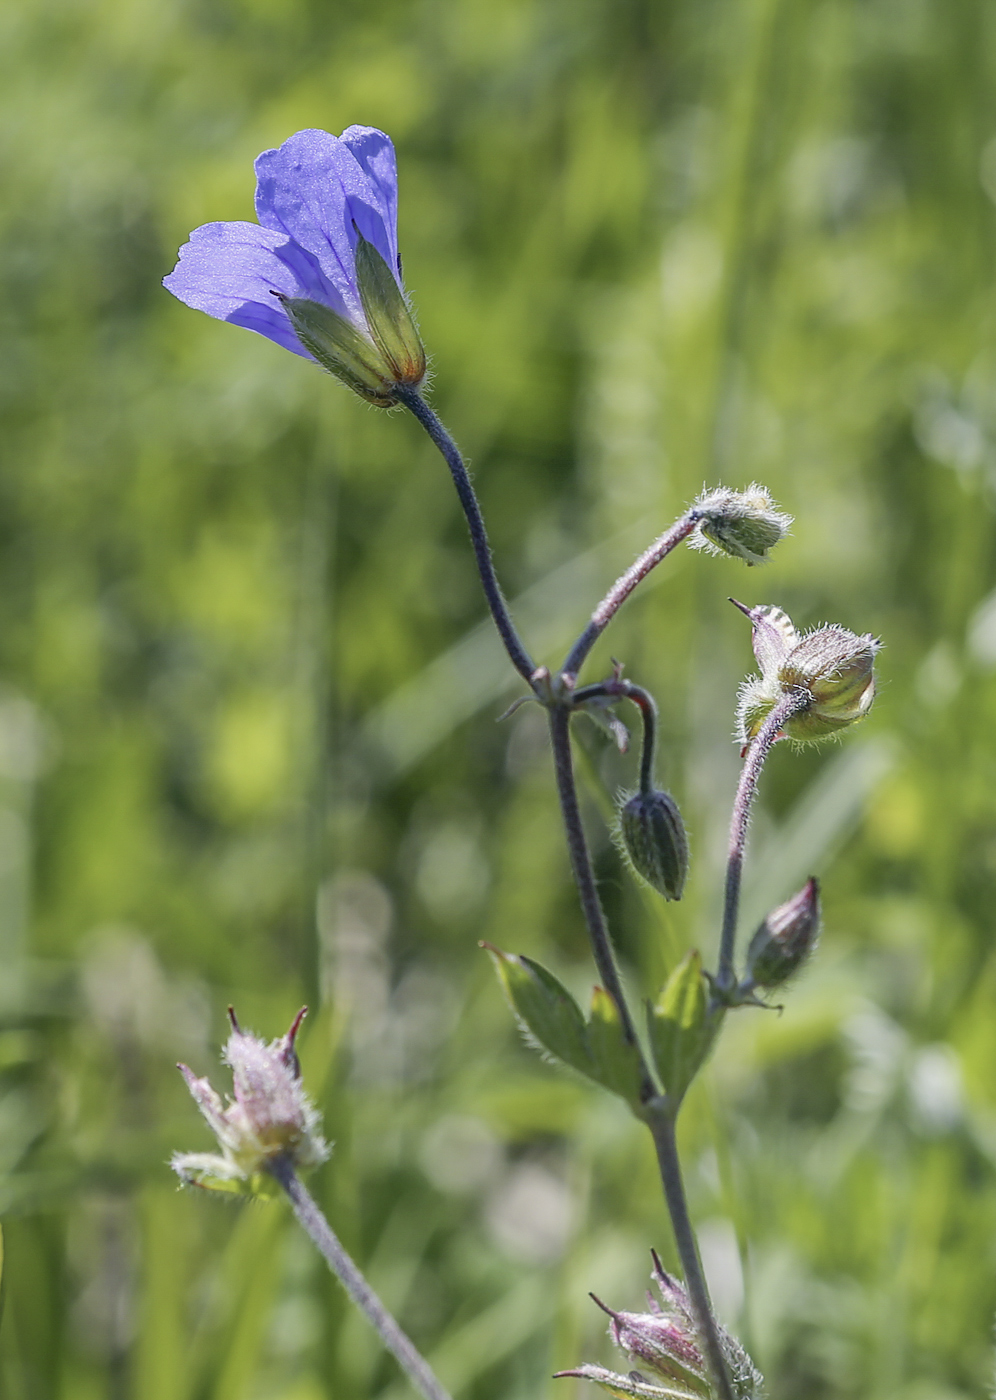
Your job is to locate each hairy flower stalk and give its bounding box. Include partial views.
[717,602,878,995]
[173,1010,452,1400]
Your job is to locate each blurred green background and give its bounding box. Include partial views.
[1,0,995,1396]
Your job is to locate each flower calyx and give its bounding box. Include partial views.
[734,600,879,746]
[554,1252,763,1400]
[172,1006,329,1195]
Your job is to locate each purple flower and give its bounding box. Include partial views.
[164,127,426,405]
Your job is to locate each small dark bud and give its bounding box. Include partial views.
[745,877,820,989]
[618,790,689,901]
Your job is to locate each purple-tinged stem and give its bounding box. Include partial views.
[562,514,700,679]
[398,388,535,683]
[573,677,659,794]
[716,691,810,994]
[268,1155,452,1400]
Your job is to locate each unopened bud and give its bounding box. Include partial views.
[555,1252,763,1400]
[735,602,879,746]
[745,878,820,989]
[618,790,689,900]
[691,484,792,566]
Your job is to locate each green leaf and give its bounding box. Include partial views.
[586,986,645,1104]
[647,951,721,1106]
[486,948,644,1107]
[486,947,590,1073]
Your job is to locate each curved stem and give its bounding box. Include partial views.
[716,691,809,993]
[562,513,700,679]
[624,682,658,795]
[547,705,648,1068]
[645,1106,736,1400]
[398,388,535,683]
[571,678,658,794]
[268,1155,452,1400]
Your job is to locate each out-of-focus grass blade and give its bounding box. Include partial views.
[362,526,688,778]
[739,737,896,934]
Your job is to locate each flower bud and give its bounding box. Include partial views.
[618,790,689,900]
[691,484,792,566]
[172,1007,329,1193]
[735,602,879,746]
[744,877,821,990]
[555,1253,763,1400]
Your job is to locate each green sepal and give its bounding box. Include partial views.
[172,1152,281,1199]
[647,951,721,1107]
[585,985,645,1104]
[486,948,643,1106]
[355,235,426,387]
[282,296,398,405]
[555,1365,697,1400]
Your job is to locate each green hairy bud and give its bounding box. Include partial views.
[618,789,689,901]
[691,484,792,566]
[735,602,879,746]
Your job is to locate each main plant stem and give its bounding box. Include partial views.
[268,1155,452,1400]
[398,389,535,683]
[548,704,735,1400]
[645,1107,737,1400]
[547,705,646,1060]
[410,397,734,1400]
[716,691,809,993]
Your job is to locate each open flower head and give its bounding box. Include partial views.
[690,485,792,566]
[172,1007,329,1195]
[735,602,879,746]
[164,127,426,406]
[555,1252,762,1400]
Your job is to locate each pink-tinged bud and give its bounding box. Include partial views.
[744,878,821,990]
[172,1007,328,1193]
[554,1253,763,1400]
[691,484,792,566]
[734,602,879,746]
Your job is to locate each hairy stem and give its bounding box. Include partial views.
[547,705,647,1063]
[398,388,535,683]
[562,513,700,679]
[268,1155,452,1400]
[549,702,735,1400]
[645,1106,737,1400]
[716,691,809,993]
[623,682,658,795]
